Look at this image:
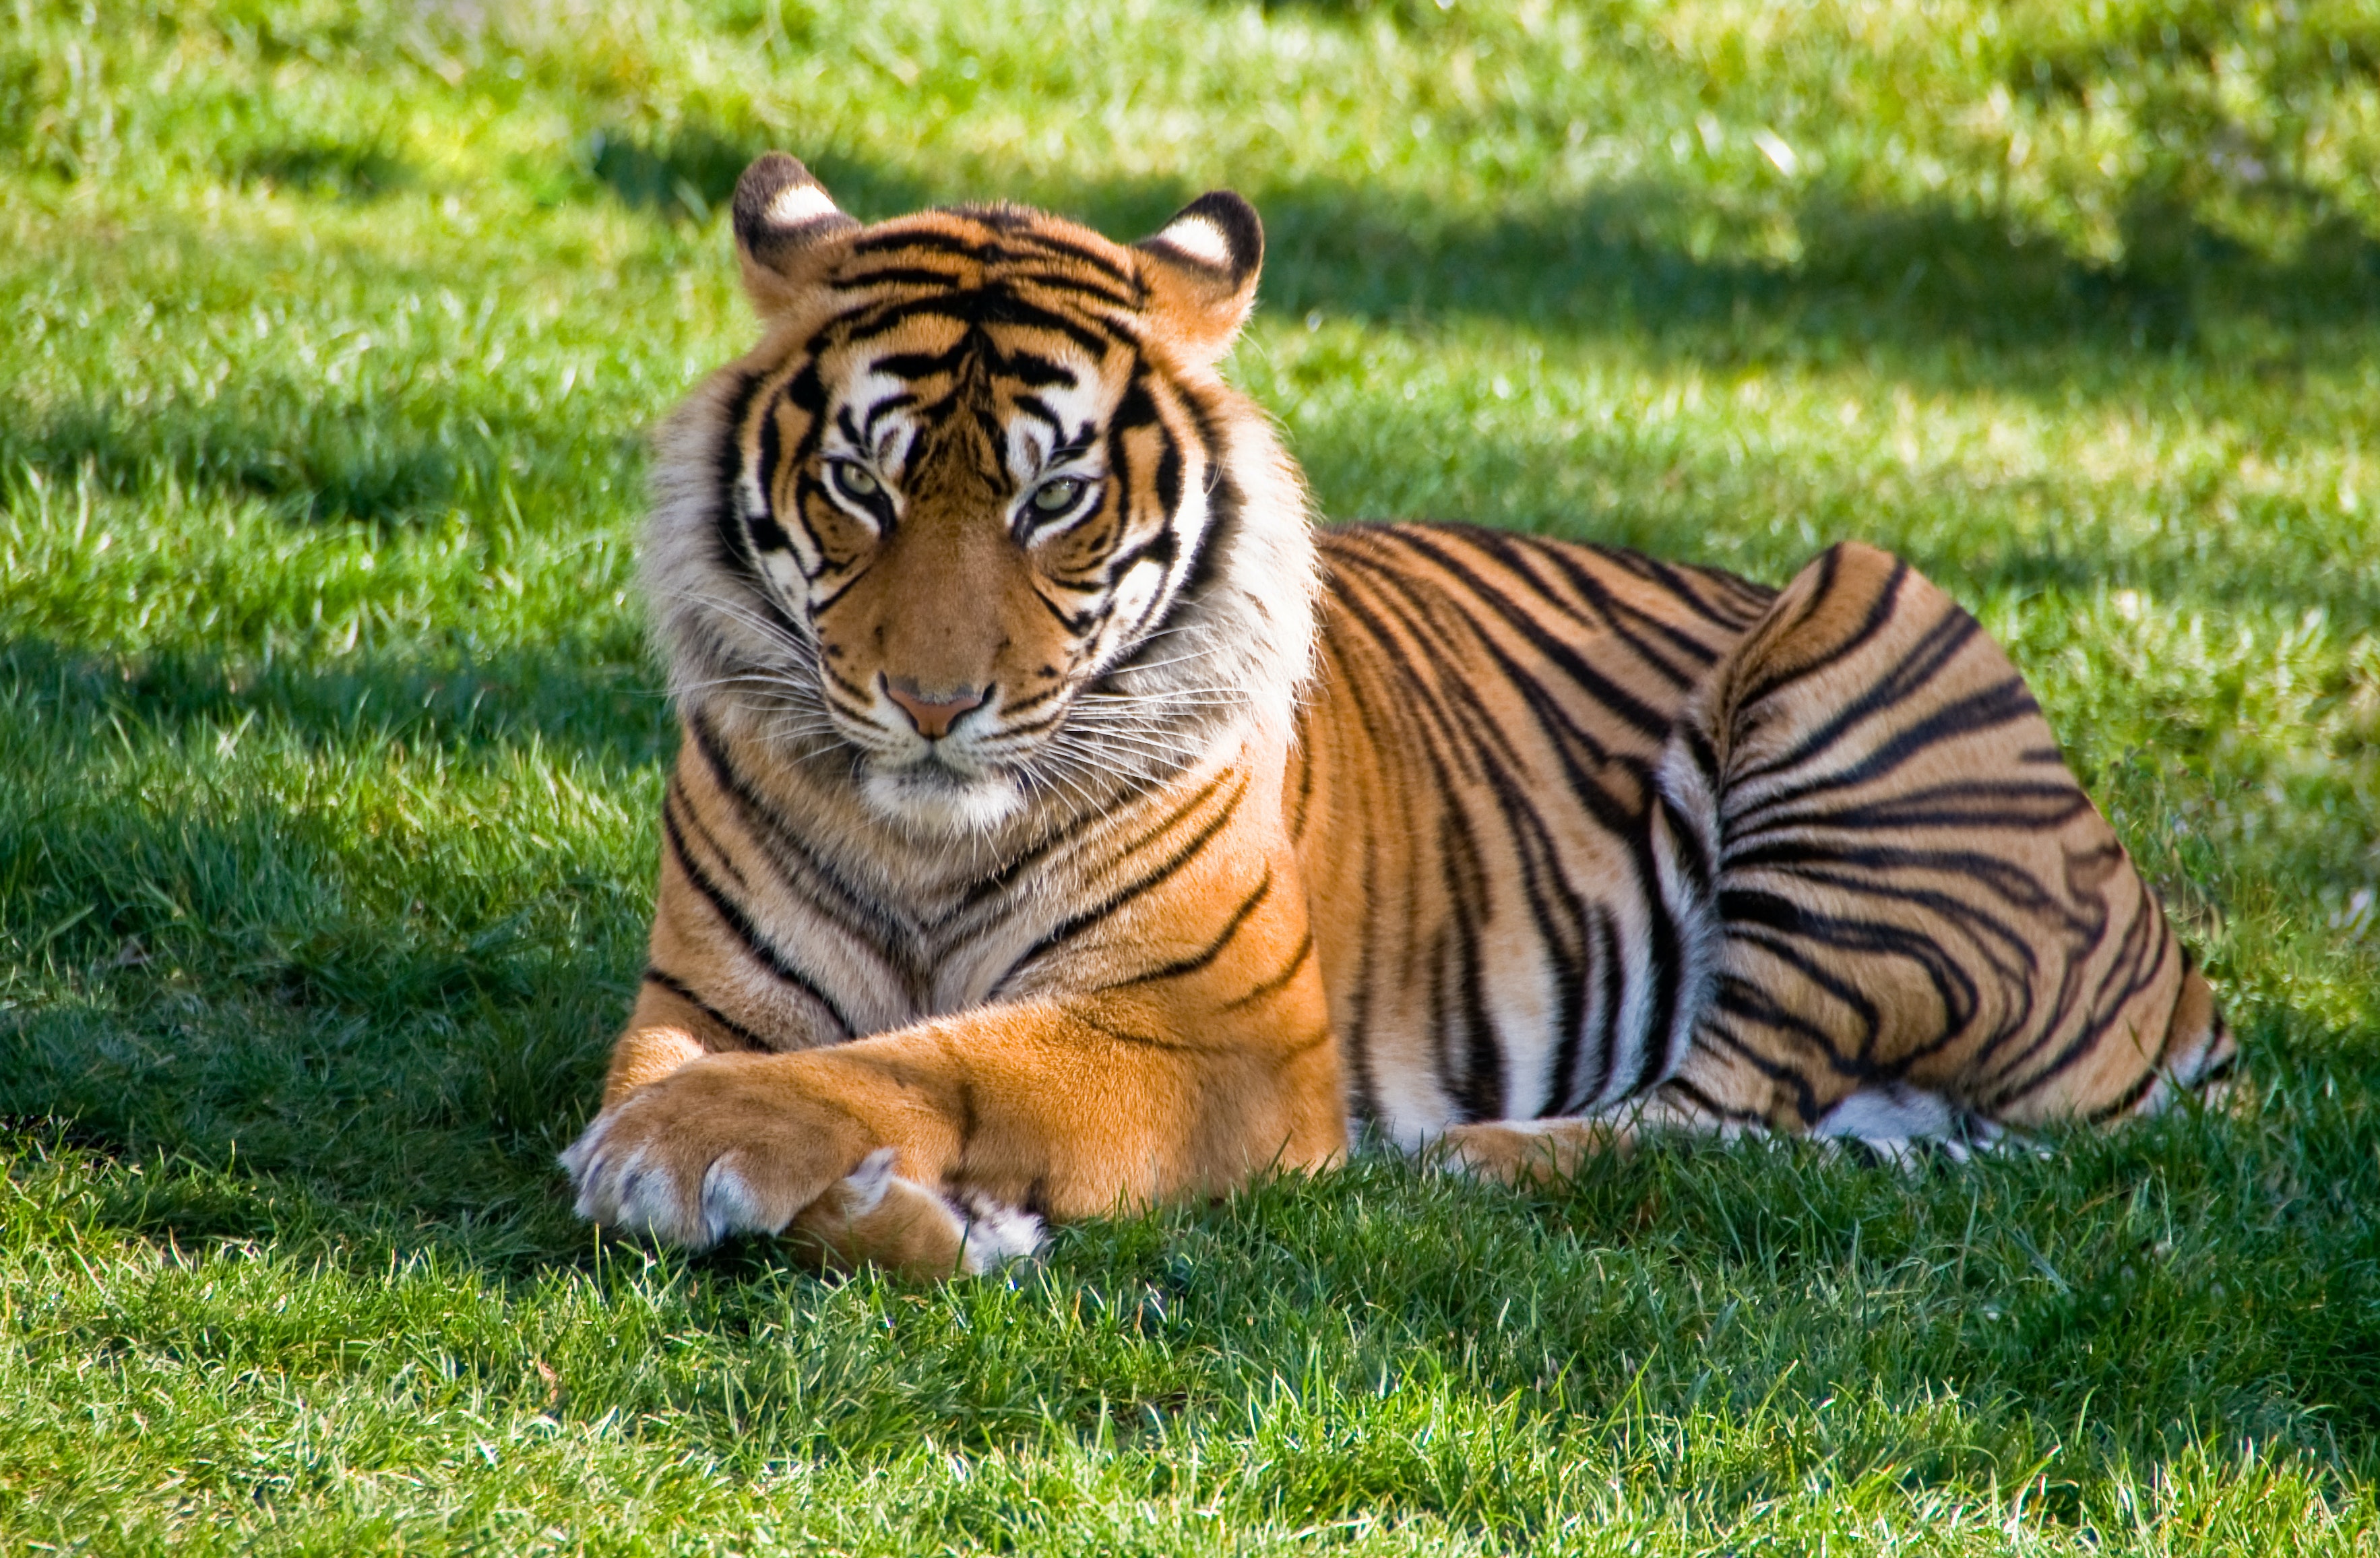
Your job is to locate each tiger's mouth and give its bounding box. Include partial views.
[857,747,1030,836]
[829,683,1042,833]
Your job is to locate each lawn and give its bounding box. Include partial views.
[4,0,2380,1550]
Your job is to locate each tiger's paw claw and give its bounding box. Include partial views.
[557,1056,871,1250]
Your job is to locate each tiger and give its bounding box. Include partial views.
[560,152,2236,1276]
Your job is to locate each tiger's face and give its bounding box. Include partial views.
[652,155,1305,837]
[786,303,1195,830]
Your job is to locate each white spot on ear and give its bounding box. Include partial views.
[766,182,840,228]
[1156,214,1232,269]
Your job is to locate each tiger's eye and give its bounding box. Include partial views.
[1032,477,1085,513]
[831,462,880,501]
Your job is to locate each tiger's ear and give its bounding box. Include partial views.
[1132,191,1263,368]
[732,152,860,316]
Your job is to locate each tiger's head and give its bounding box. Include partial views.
[647,153,1317,838]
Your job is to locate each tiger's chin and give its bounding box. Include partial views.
[858,757,1029,838]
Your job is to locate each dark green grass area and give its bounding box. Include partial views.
[5,0,2380,1550]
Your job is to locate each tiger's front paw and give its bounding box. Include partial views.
[559,1053,873,1249]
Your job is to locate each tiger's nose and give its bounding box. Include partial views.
[883,677,987,739]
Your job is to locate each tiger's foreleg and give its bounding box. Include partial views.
[582,973,1069,1276]
[568,767,1343,1273]
[563,987,1345,1268]
[782,1149,1049,1277]
[568,741,1344,1273]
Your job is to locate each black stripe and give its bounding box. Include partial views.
[642,968,768,1050]
[1720,887,1980,1071]
[1387,528,1677,740]
[863,392,918,436]
[747,404,791,555]
[1154,387,1239,644]
[850,223,1137,289]
[1730,779,2090,840]
[664,776,750,893]
[853,290,1117,358]
[710,369,766,581]
[661,801,858,1038]
[1222,930,1315,1012]
[1063,1003,1222,1055]
[1007,228,1139,286]
[1551,908,1623,1113]
[685,709,912,961]
[851,228,983,257]
[1660,1073,1771,1127]
[1327,569,1539,1122]
[1114,868,1275,987]
[1363,557,1696,1103]
[1595,541,1780,631]
[1696,1000,1830,1121]
[1982,893,2172,1107]
[962,770,1228,917]
[1006,775,1249,976]
[1286,736,1318,843]
[834,264,970,290]
[871,339,974,380]
[999,350,1081,390]
[1728,673,2041,830]
[1317,639,1396,1128]
[1468,528,1732,683]
[1734,550,1906,710]
[1332,541,1617,776]
[1729,841,2063,929]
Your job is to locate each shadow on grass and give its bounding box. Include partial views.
[1249,182,2380,356]
[235,136,413,201]
[586,124,936,228]
[0,631,665,1221]
[0,397,559,527]
[0,634,676,772]
[0,790,630,1251]
[588,124,2380,369]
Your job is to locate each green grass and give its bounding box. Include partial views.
[5,0,2380,1549]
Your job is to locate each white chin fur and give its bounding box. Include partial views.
[860,764,1026,836]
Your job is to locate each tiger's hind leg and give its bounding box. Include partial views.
[1439,1083,2006,1185]
[1652,540,2235,1137]
[1435,1095,1712,1187]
